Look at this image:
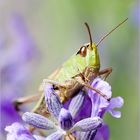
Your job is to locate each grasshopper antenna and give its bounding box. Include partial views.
[96,18,128,47]
[85,22,93,48]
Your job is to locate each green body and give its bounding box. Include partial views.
[53,43,100,82]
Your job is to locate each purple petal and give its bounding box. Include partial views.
[44,83,62,119]
[107,97,124,118]
[76,130,97,140]
[68,91,85,118]
[45,131,64,140]
[5,122,36,140]
[108,110,121,118]
[88,78,111,117]
[71,117,102,132]
[58,108,73,130]
[1,98,21,132]
[72,94,91,122]
[22,112,55,130]
[108,97,124,109]
[91,77,112,98]
[94,124,110,140]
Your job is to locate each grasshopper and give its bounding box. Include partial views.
[14,18,128,118]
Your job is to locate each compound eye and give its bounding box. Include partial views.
[76,46,87,57]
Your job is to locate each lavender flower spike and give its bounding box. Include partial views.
[44,83,62,119]
[22,112,56,130]
[71,117,103,132]
[5,122,36,140]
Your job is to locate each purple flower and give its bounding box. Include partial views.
[88,77,124,118]
[71,77,123,120]
[74,77,124,140]
[21,83,103,140]
[44,78,123,140]
[1,98,21,131]
[5,122,36,140]
[22,111,102,140]
[1,14,38,134]
[5,77,123,140]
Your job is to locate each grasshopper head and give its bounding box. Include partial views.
[76,22,100,71]
[76,18,128,74]
[76,42,100,71]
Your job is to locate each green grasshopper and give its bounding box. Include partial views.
[14,18,128,118]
